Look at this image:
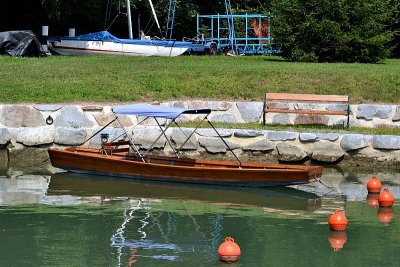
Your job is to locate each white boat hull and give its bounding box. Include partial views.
[48,39,189,57]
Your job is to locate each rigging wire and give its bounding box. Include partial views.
[104,0,124,31]
[104,0,112,30]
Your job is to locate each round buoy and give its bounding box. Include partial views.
[377,207,394,226]
[328,231,347,252]
[367,176,382,194]
[217,237,241,262]
[378,188,395,207]
[366,193,379,209]
[328,209,348,231]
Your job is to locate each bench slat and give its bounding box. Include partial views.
[266,109,348,116]
[266,93,348,102]
[102,140,131,147]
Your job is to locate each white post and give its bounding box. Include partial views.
[68,28,75,37]
[126,0,133,39]
[41,26,49,52]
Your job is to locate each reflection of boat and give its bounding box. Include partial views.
[48,104,323,187]
[48,172,321,211]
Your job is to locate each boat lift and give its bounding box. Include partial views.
[190,12,280,55]
[187,0,280,55]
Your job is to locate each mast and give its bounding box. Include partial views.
[148,0,161,30]
[126,0,133,39]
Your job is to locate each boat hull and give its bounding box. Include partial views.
[48,39,190,57]
[48,148,322,187]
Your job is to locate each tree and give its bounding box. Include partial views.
[271,0,397,62]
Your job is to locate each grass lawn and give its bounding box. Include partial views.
[0,55,399,104]
[1,55,399,135]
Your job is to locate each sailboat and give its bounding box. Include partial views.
[47,0,192,57]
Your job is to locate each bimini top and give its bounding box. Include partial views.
[112,104,211,119]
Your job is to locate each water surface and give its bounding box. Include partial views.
[0,168,399,266]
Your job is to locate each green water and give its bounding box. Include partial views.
[0,171,399,266]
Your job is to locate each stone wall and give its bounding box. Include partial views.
[0,102,399,171]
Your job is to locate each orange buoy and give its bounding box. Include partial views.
[367,176,382,194]
[217,237,241,262]
[366,193,379,209]
[377,207,394,226]
[328,209,348,231]
[328,231,347,252]
[378,188,395,207]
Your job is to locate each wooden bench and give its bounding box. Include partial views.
[263,93,350,127]
[101,140,142,156]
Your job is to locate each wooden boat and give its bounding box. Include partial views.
[48,104,323,187]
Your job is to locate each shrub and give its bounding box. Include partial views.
[271,0,397,63]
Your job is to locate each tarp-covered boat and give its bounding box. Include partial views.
[0,31,46,57]
[48,104,323,187]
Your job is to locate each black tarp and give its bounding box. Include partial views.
[0,31,46,57]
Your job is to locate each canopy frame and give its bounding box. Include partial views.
[84,104,242,165]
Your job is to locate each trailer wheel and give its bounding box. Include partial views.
[208,44,217,56]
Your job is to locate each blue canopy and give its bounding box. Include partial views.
[112,104,211,119]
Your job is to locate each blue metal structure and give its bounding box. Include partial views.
[165,0,177,40]
[224,0,238,55]
[194,13,280,55]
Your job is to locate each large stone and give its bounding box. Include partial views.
[136,116,167,126]
[131,127,166,149]
[340,134,368,151]
[0,105,45,127]
[393,106,400,122]
[316,133,339,141]
[299,133,317,142]
[271,114,291,125]
[236,102,263,123]
[243,139,274,152]
[299,132,339,142]
[294,114,329,125]
[234,130,264,138]
[93,112,133,127]
[8,146,49,168]
[170,128,198,150]
[294,103,316,110]
[311,142,345,162]
[55,128,87,146]
[54,106,94,128]
[326,104,348,112]
[196,128,232,137]
[199,137,240,153]
[372,135,400,150]
[33,105,62,112]
[0,128,11,145]
[267,131,297,141]
[276,142,307,162]
[266,101,289,110]
[357,105,392,120]
[187,101,232,111]
[210,114,238,123]
[89,127,127,148]
[16,128,53,146]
